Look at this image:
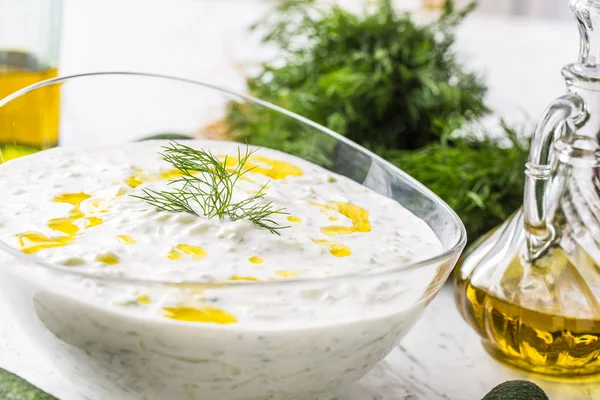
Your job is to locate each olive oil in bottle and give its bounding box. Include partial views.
[456,241,600,377]
[0,50,59,163]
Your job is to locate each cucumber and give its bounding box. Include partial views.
[137,133,193,141]
[0,367,57,399]
[482,380,549,400]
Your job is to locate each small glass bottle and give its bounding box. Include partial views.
[454,0,600,377]
[0,0,62,163]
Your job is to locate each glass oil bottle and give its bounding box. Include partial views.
[455,0,600,377]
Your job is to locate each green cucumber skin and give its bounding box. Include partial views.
[0,367,57,400]
[482,380,549,400]
[137,133,193,141]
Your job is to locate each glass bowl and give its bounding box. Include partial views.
[0,72,466,400]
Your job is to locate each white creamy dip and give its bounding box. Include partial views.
[0,141,444,400]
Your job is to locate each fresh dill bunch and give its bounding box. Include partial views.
[227,0,487,153]
[133,141,289,235]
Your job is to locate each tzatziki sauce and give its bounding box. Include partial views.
[0,141,443,400]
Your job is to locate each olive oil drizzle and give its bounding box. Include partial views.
[15,193,140,264]
[315,202,371,237]
[163,306,238,324]
[16,192,108,257]
[168,244,207,261]
[311,239,352,257]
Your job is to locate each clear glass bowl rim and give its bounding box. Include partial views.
[0,71,467,287]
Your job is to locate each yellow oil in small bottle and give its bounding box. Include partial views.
[0,50,59,163]
[455,246,600,377]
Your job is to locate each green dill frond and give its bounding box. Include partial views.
[132,141,289,235]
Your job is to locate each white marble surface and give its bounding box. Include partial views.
[1,1,598,399]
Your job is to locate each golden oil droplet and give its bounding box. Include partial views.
[125,175,146,188]
[248,256,263,264]
[17,232,75,254]
[229,275,259,281]
[312,239,352,257]
[176,244,206,260]
[47,217,80,236]
[163,306,237,324]
[45,192,95,235]
[334,202,371,232]
[168,244,206,260]
[18,191,104,254]
[313,202,371,237]
[168,249,183,260]
[95,253,120,265]
[159,169,183,180]
[117,235,137,244]
[250,155,304,180]
[53,192,91,207]
[275,270,300,278]
[221,155,303,180]
[137,295,151,305]
[287,216,302,223]
[85,216,103,228]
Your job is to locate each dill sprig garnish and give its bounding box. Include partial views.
[133,141,289,234]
